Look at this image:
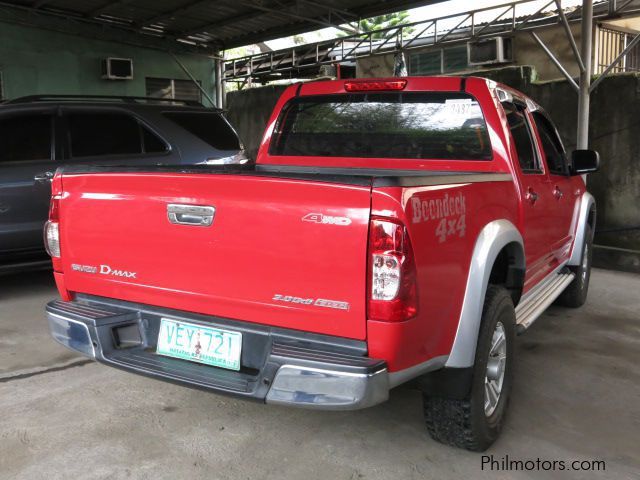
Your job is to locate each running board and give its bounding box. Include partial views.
[515,270,575,334]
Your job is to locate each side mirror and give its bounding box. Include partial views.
[570,150,600,175]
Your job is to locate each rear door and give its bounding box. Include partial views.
[530,111,577,262]
[0,108,56,255]
[503,102,557,289]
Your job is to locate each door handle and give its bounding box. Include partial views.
[34,171,54,183]
[167,204,216,226]
[553,186,564,199]
[526,188,539,204]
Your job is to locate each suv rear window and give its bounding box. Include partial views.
[68,112,168,158]
[69,112,141,157]
[163,112,240,150]
[269,92,492,160]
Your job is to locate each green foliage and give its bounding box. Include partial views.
[342,11,414,39]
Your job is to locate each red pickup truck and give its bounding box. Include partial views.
[45,76,599,451]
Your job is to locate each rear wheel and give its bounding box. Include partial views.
[423,285,515,451]
[556,224,593,308]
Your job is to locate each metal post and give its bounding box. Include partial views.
[577,0,593,149]
[215,56,224,109]
[555,0,585,73]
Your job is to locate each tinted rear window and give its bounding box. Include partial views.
[269,92,492,160]
[163,112,240,150]
[68,112,168,158]
[70,112,142,157]
[0,114,51,162]
[504,104,540,173]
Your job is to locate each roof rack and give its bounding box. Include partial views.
[4,94,206,107]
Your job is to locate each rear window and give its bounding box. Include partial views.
[269,92,492,160]
[68,112,168,158]
[0,113,51,162]
[163,112,240,151]
[69,112,141,157]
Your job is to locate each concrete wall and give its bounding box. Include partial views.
[356,54,398,78]
[0,22,215,103]
[226,84,288,159]
[512,24,583,81]
[226,67,640,270]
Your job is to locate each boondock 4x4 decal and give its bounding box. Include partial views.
[411,191,467,243]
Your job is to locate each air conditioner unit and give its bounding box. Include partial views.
[101,57,133,80]
[467,37,513,66]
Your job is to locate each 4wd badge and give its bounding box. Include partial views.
[302,213,351,226]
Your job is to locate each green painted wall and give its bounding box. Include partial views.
[0,22,215,104]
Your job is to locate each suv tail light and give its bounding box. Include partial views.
[44,195,61,258]
[368,218,418,322]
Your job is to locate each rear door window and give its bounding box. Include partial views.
[269,92,492,160]
[68,111,168,158]
[0,113,52,162]
[163,112,240,150]
[532,112,566,175]
[504,103,542,173]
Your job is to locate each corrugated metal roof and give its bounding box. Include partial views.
[0,0,446,53]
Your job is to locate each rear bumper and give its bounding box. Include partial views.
[46,296,389,410]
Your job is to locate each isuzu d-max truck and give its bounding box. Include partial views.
[44,77,599,451]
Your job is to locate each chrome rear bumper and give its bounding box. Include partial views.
[46,297,388,410]
[265,365,388,410]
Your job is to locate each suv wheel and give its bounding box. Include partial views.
[423,285,515,451]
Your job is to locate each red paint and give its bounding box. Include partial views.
[58,174,371,340]
[49,76,586,373]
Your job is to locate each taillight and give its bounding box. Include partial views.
[44,195,61,258]
[344,79,407,92]
[368,218,418,322]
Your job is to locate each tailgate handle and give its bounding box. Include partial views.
[167,204,215,227]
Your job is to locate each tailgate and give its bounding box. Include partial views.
[58,172,372,340]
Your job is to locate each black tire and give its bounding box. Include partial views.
[556,224,593,308]
[423,285,515,451]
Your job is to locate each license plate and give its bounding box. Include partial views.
[156,318,242,371]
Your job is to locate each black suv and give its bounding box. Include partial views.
[0,95,244,273]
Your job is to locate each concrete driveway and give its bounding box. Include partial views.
[0,269,638,480]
